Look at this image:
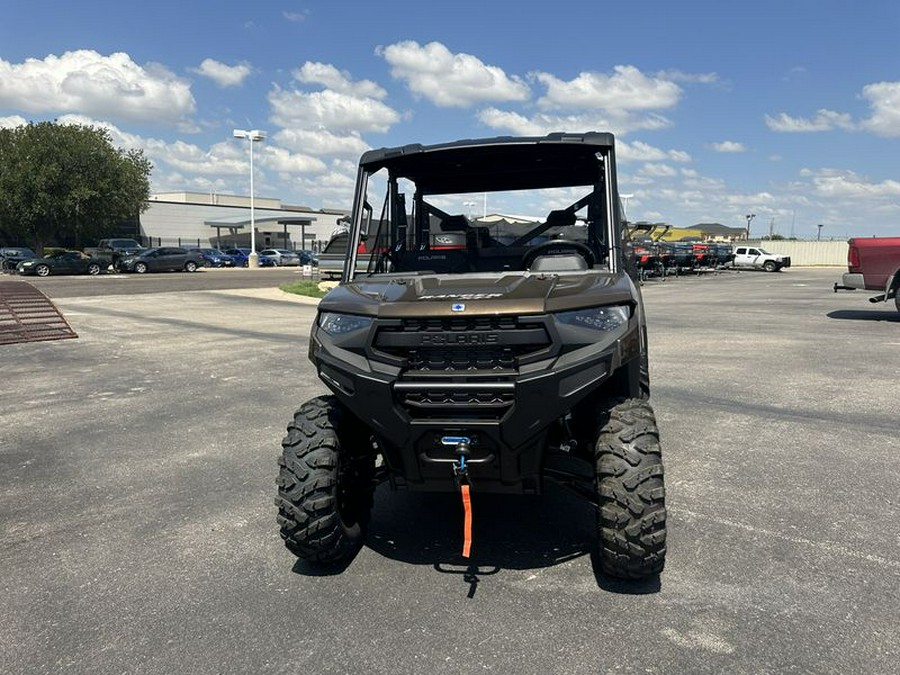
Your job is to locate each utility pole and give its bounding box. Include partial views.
[745,213,756,240]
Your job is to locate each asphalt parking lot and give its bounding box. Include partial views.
[1,267,898,674]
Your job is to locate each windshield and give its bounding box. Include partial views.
[378,189,594,275]
[348,139,621,282]
[2,248,37,257]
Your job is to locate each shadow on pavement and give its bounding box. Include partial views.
[287,481,664,595]
[365,483,592,570]
[361,482,660,595]
[827,309,899,322]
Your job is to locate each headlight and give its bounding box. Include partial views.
[20,261,35,267]
[554,305,631,332]
[318,312,373,336]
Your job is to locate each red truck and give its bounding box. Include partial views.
[835,237,900,313]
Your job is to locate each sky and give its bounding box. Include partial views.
[1,0,899,239]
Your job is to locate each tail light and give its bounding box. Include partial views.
[848,245,859,269]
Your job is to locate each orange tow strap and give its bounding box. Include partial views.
[460,484,473,558]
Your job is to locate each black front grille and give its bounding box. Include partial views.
[373,315,553,420]
[374,316,551,372]
[408,347,516,371]
[401,389,516,418]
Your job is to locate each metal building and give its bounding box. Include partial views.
[140,192,349,252]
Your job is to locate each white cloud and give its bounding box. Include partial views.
[192,59,251,87]
[681,173,726,191]
[478,107,674,139]
[0,50,196,128]
[722,192,776,207]
[48,113,335,203]
[269,86,400,134]
[782,66,808,81]
[263,146,328,174]
[476,109,545,136]
[639,163,678,178]
[282,10,309,22]
[163,139,243,175]
[656,70,719,85]
[378,40,530,108]
[534,66,682,111]
[292,162,359,204]
[710,141,745,153]
[479,66,683,143]
[764,81,900,138]
[0,114,27,128]
[859,81,900,137]
[765,109,855,132]
[273,128,369,157]
[802,167,900,198]
[55,113,244,176]
[666,149,692,163]
[616,140,691,164]
[263,62,400,197]
[268,63,399,143]
[293,62,386,100]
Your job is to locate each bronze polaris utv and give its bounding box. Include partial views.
[275,132,666,579]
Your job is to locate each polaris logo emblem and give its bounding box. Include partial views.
[452,303,465,312]
[420,333,499,345]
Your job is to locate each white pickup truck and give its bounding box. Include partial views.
[732,245,791,272]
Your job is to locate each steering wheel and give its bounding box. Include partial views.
[522,240,596,270]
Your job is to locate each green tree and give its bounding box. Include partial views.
[0,121,152,252]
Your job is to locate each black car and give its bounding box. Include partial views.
[1,246,38,272]
[16,251,103,277]
[118,247,205,273]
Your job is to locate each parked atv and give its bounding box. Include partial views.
[275,133,667,580]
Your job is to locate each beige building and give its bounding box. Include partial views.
[140,192,349,252]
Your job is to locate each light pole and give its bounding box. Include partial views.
[233,129,266,268]
[745,213,756,240]
[817,223,824,241]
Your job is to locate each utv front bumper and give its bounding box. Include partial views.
[310,312,642,493]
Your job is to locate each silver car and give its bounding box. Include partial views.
[259,248,300,266]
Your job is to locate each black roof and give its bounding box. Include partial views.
[359,132,616,195]
[694,223,745,236]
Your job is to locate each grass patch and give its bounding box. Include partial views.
[279,280,329,298]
